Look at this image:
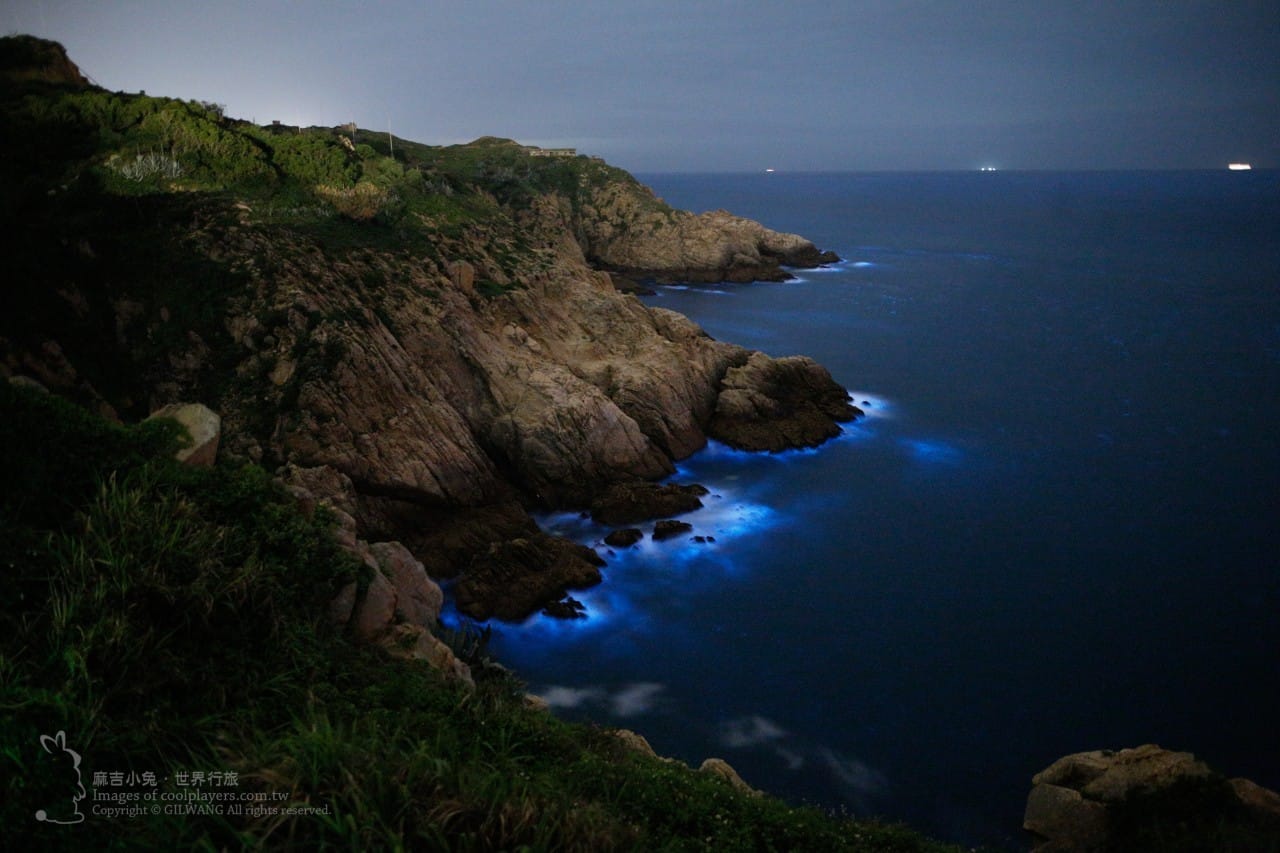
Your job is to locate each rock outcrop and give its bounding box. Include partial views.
[452,535,605,622]
[652,520,693,541]
[604,528,644,548]
[283,466,472,684]
[575,176,840,282]
[709,353,862,451]
[1024,744,1280,851]
[590,482,708,526]
[699,758,762,797]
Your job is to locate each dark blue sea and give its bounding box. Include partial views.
[482,171,1280,848]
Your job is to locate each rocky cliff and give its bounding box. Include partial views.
[0,37,857,622]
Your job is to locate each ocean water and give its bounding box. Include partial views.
[475,171,1280,847]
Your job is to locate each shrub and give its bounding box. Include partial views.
[110,150,183,182]
[315,181,391,221]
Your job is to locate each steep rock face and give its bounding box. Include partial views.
[574,177,839,282]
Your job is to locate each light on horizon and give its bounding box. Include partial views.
[1228,163,1252,170]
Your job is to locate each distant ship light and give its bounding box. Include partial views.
[1228,163,1252,170]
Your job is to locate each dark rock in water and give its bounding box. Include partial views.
[777,245,841,268]
[1024,744,1280,852]
[453,535,605,622]
[542,596,587,619]
[591,481,708,525]
[608,272,656,295]
[708,352,862,452]
[653,520,693,541]
[604,528,644,547]
[707,536,716,542]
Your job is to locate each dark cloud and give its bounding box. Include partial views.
[13,0,1278,170]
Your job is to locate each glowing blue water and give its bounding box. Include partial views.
[479,171,1280,848]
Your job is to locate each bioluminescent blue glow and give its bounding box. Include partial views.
[455,389,903,660]
[847,391,894,420]
[482,391,911,659]
[899,437,965,465]
[795,262,846,274]
[656,284,735,295]
[485,488,785,653]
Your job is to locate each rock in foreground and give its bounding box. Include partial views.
[1024,744,1280,851]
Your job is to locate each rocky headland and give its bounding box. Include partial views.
[0,37,856,625]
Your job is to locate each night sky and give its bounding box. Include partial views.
[10,0,1279,172]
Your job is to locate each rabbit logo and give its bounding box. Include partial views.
[34,731,86,825]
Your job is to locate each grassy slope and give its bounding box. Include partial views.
[0,382,963,852]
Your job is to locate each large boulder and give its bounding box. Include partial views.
[452,535,605,622]
[652,519,693,541]
[146,402,220,467]
[708,353,860,451]
[1024,744,1280,851]
[370,541,443,629]
[590,481,707,525]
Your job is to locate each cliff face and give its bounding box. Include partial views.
[0,38,856,621]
